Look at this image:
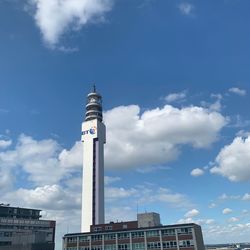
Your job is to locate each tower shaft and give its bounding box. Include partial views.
[81,89,106,232]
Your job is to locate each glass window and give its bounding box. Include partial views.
[92,235,102,241]
[104,233,116,240]
[147,242,161,249]
[104,244,116,250]
[79,236,90,242]
[118,244,130,250]
[118,233,130,239]
[146,230,159,237]
[161,229,175,236]
[131,231,144,239]
[132,242,145,250]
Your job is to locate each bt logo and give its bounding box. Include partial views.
[82,126,97,135]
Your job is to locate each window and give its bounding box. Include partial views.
[179,240,194,247]
[104,233,116,240]
[132,242,145,250]
[161,229,175,236]
[104,244,116,250]
[79,247,90,250]
[92,235,102,241]
[91,246,102,250]
[131,231,144,239]
[162,241,177,249]
[146,230,159,237]
[105,226,113,231]
[177,227,192,235]
[68,237,77,243]
[94,227,102,232]
[79,236,90,242]
[117,233,129,239]
[118,244,130,250]
[147,242,161,249]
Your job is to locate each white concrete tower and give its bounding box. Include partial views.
[81,86,106,232]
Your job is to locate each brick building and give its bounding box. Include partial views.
[63,212,205,250]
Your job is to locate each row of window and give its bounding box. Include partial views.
[0,232,12,237]
[93,225,113,232]
[179,240,194,247]
[67,227,193,243]
[67,240,193,250]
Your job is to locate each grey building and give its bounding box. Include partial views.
[63,212,205,250]
[0,204,55,250]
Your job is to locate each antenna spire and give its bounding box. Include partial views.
[93,84,96,93]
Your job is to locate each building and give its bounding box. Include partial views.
[0,204,55,250]
[81,86,106,233]
[63,212,205,250]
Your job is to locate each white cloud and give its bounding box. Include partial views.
[242,193,250,201]
[222,208,233,214]
[184,209,199,218]
[178,2,194,16]
[218,193,241,200]
[105,185,193,210]
[228,217,239,223]
[0,139,12,149]
[211,135,250,182]
[105,187,137,200]
[104,176,121,185]
[59,141,82,169]
[177,217,214,225]
[228,87,246,96]
[190,168,204,177]
[27,0,113,47]
[0,135,83,186]
[153,188,192,208]
[104,104,227,169]
[209,203,216,208]
[165,91,186,103]
[2,185,81,210]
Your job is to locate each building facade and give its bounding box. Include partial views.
[81,87,106,232]
[0,204,55,250]
[63,213,205,250]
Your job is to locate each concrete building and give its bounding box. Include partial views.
[0,204,55,250]
[81,86,106,232]
[63,212,205,250]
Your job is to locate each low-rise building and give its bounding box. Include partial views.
[63,212,205,250]
[0,204,56,250]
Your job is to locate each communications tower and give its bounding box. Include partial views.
[81,86,106,232]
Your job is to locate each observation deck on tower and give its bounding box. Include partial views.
[85,85,103,122]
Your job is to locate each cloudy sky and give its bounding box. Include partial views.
[1,0,250,249]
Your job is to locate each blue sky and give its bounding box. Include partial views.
[0,0,250,249]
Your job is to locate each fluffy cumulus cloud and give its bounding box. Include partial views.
[228,87,246,96]
[184,209,199,218]
[242,193,250,201]
[0,139,12,149]
[222,208,233,214]
[190,168,204,177]
[2,185,81,210]
[178,2,194,16]
[211,135,250,182]
[104,104,227,169]
[27,0,113,47]
[0,103,226,183]
[165,91,187,103]
[0,134,82,186]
